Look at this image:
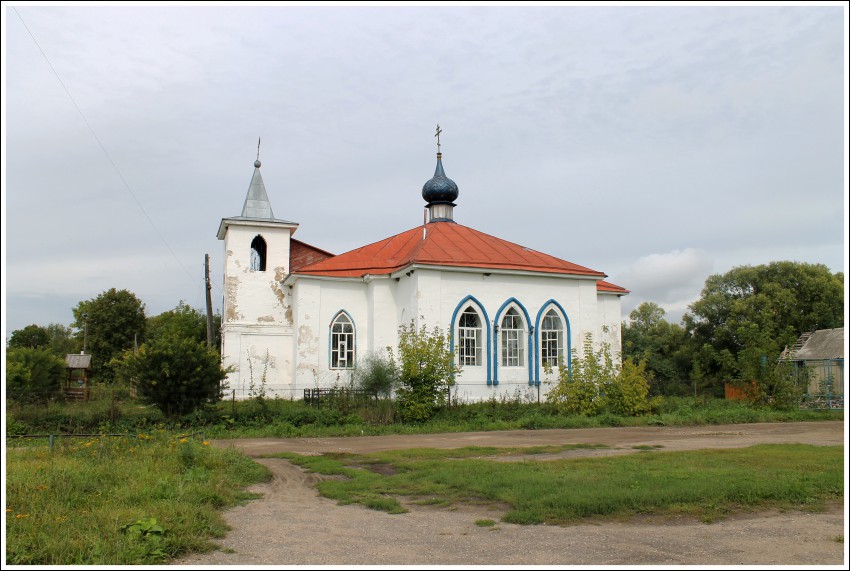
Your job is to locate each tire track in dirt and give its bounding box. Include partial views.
[174,422,846,566]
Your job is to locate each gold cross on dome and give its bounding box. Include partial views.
[435,124,442,152]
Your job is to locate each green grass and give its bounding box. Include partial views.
[276,444,843,525]
[5,433,271,565]
[7,395,843,440]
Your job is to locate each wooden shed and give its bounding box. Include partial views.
[64,353,92,401]
[780,328,844,409]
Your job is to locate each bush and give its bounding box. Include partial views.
[545,334,613,416]
[118,336,228,418]
[5,347,65,405]
[546,335,653,417]
[605,357,652,416]
[351,351,399,398]
[394,322,458,423]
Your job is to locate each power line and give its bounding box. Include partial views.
[12,7,216,297]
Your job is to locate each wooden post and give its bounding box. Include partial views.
[205,254,215,348]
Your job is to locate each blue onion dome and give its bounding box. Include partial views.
[422,153,459,204]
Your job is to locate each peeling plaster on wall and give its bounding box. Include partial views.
[274,266,286,281]
[225,277,241,322]
[284,305,294,325]
[257,315,276,323]
[270,282,287,306]
[296,324,318,367]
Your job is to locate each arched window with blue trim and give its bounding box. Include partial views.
[330,312,355,369]
[500,307,526,367]
[458,307,483,366]
[540,308,564,368]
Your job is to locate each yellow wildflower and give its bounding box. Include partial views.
[16,513,29,519]
[203,441,210,446]
[180,438,188,443]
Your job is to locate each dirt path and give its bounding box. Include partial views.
[175,421,847,566]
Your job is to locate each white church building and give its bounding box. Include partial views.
[217,137,628,402]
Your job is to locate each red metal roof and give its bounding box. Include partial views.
[596,280,630,295]
[294,222,609,279]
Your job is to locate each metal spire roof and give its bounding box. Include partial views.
[216,157,299,240]
[241,160,275,219]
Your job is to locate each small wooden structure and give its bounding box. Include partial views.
[64,353,92,401]
[780,328,844,410]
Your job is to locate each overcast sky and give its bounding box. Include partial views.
[2,2,848,340]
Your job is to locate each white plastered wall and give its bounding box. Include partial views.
[281,267,625,404]
[220,222,295,397]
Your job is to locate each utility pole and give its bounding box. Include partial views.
[205,254,214,348]
[82,312,88,354]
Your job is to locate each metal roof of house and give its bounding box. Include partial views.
[65,353,92,369]
[292,221,629,294]
[793,328,844,360]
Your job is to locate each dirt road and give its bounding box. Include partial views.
[175,421,846,566]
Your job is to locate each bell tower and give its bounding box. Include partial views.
[216,150,298,396]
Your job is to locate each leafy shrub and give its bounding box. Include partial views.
[5,347,65,405]
[351,351,399,398]
[545,334,613,416]
[394,322,458,423]
[118,336,228,418]
[605,357,652,416]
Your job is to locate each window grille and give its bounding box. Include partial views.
[331,313,355,369]
[500,307,525,367]
[458,307,482,366]
[540,309,564,367]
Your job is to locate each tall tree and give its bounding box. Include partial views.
[7,325,50,350]
[44,323,81,357]
[621,303,691,395]
[146,301,219,349]
[683,262,844,389]
[72,288,146,383]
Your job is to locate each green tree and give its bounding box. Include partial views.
[72,288,147,384]
[5,347,65,404]
[118,336,228,418]
[44,323,81,357]
[621,301,692,395]
[622,303,691,395]
[147,301,221,351]
[393,321,458,423]
[683,262,844,391]
[8,325,50,350]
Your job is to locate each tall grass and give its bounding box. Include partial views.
[5,433,271,565]
[280,444,843,524]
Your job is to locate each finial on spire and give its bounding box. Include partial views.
[435,124,442,154]
[254,137,261,168]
